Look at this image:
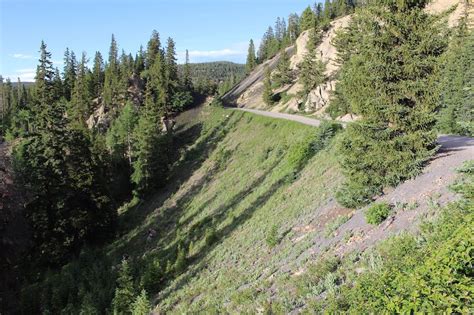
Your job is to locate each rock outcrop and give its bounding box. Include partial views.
[86,74,144,131]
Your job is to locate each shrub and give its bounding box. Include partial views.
[130,289,151,315]
[214,147,232,171]
[312,121,343,152]
[141,259,164,293]
[173,245,187,274]
[336,180,381,209]
[210,96,224,107]
[287,139,314,171]
[266,224,279,248]
[287,123,342,174]
[204,227,218,247]
[365,202,391,225]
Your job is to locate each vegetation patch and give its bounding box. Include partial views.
[365,202,391,225]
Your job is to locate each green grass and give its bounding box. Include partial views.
[105,106,343,313]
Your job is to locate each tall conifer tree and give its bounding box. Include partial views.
[245,39,257,74]
[335,0,448,207]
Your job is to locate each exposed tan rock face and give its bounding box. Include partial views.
[304,81,336,112]
[290,30,310,70]
[86,102,110,132]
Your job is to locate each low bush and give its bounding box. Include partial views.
[336,181,381,209]
[266,224,279,248]
[365,202,391,225]
[204,227,218,247]
[287,121,342,173]
[141,259,164,293]
[209,96,224,107]
[173,245,187,274]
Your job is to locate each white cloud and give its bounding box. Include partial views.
[3,68,36,82]
[177,41,249,63]
[11,53,34,59]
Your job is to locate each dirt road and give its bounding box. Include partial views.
[231,107,326,127]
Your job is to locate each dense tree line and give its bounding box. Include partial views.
[177,61,245,95]
[0,29,216,313]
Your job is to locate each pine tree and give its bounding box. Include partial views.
[15,107,115,264]
[245,39,257,74]
[335,0,448,207]
[275,17,287,44]
[119,50,134,102]
[113,260,135,315]
[306,27,323,52]
[135,45,146,74]
[91,51,105,99]
[323,0,334,21]
[438,21,473,136]
[63,48,77,101]
[34,41,56,129]
[15,78,23,110]
[165,37,178,94]
[146,30,162,70]
[13,41,116,265]
[258,27,279,61]
[0,77,12,136]
[298,50,326,95]
[130,290,150,315]
[0,76,4,136]
[131,55,170,195]
[183,49,192,89]
[314,3,323,20]
[131,106,168,196]
[334,0,354,17]
[8,78,30,137]
[106,102,138,167]
[287,13,301,43]
[52,68,63,101]
[103,34,120,107]
[262,67,274,106]
[70,52,91,127]
[300,6,316,31]
[273,49,292,87]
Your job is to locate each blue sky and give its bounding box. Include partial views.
[1,0,313,82]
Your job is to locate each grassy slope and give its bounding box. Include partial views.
[108,106,343,313]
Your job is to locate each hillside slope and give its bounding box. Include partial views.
[224,0,470,118]
[105,105,472,313]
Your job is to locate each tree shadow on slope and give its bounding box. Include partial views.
[156,135,332,306]
[175,159,281,245]
[113,111,244,256]
[157,175,288,304]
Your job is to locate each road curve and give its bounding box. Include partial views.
[228,107,474,152]
[230,107,326,127]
